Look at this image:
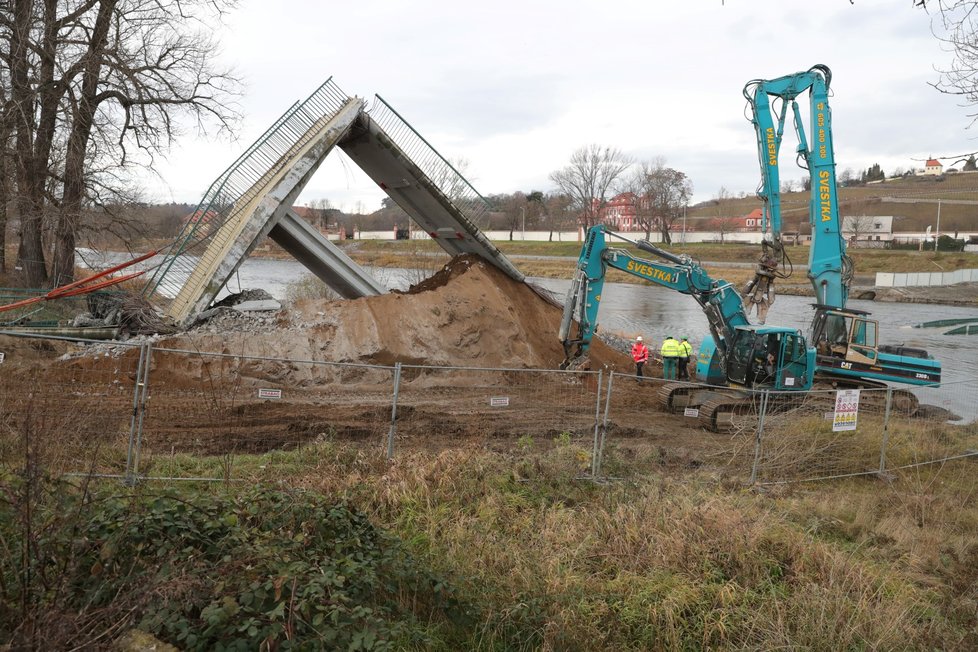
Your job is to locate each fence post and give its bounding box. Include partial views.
[124,344,147,484]
[595,371,615,478]
[878,387,893,476]
[590,369,603,479]
[130,343,153,481]
[386,363,402,461]
[749,390,769,485]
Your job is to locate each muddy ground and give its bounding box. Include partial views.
[0,255,740,477]
[0,255,964,481]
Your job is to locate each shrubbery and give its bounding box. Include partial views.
[0,482,472,650]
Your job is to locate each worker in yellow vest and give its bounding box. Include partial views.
[678,336,693,381]
[660,335,681,380]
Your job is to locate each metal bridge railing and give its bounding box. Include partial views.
[142,78,353,306]
[367,95,492,230]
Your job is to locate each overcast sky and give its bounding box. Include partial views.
[146,0,973,211]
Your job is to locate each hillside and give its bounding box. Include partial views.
[689,171,978,234]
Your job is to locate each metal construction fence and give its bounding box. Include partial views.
[1,336,975,487]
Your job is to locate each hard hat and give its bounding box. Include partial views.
[636,336,643,341]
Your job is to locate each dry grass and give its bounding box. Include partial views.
[128,427,978,649]
[4,360,977,649]
[279,446,975,650]
[342,240,978,281]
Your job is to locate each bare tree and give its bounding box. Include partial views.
[549,144,632,230]
[838,167,856,186]
[0,73,10,274]
[535,191,572,241]
[52,0,240,285]
[641,161,693,244]
[618,162,657,239]
[430,156,474,201]
[918,1,978,124]
[843,214,876,245]
[500,191,527,241]
[712,186,737,244]
[1,0,240,286]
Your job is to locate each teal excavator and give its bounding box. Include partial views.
[559,225,816,431]
[558,65,939,429]
[743,64,941,392]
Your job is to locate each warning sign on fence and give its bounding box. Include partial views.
[0,352,5,364]
[490,396,510,407]
[832,389,860,432]
[258,388,282,399]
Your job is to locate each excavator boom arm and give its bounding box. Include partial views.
[745,63,850,307]
[559,226,750,368]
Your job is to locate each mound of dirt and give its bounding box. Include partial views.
[164,254,631,373]
[0,334,71,368]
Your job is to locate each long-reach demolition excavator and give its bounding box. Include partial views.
[560,66,942,430]
[559,225,817,431]
[742,64,941,400]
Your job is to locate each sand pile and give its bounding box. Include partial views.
[166,254,631,372]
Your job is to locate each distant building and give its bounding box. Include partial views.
[842,215,893,247]
[599,192,655,232]
[707,208,764,231]
[924,158,943,176]
[181,208,220,235]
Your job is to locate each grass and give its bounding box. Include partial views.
[337,241,978,297]
[6,408,976,649]
[687,170,978,232]
[341,238,978,275]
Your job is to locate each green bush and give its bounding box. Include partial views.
[0,482,473,650]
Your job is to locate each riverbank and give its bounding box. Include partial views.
[316,239,977,306]
[768,282,978,306]
[332,246,978,307]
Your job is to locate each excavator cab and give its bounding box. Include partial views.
[809,305,940,386]
[724,327,814,391]
[810,307,879,364]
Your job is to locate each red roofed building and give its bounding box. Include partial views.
[707,208,764,231]
[924,158,943,176]
[180,208,220,236]
[598,192,658,232]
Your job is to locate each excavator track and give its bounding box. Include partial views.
[656,382,694,411]
[657,382,732,415]
[694,384,920,432]
[697,395,758,433]
[697,392,804,433]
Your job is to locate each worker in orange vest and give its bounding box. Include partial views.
[631,335,649,378]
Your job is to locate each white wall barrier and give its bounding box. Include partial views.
[876,268,978,287]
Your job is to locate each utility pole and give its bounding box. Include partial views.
[935,199,941,252]
[681,205,687,245]
[520,206,525,241]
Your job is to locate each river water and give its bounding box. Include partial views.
[77,251,978,421]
